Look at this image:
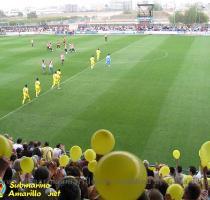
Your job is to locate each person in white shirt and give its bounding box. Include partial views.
[53,144,63,158]
[13,138,23,151]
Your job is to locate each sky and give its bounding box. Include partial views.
[1,0,210,10]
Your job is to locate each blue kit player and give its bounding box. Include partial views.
[106,53,111,67]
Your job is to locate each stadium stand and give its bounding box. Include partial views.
[0,23,209,36]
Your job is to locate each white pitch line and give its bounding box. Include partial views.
[0,58,105,122]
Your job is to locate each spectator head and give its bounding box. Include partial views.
[189,166,197,176]
[34,167,50,183]
[34,142,38,148]
[65,166,81,177]
[37,141,41,147]
[177,166,182,173]
[146,177,155,190]
[56,144,61,148]
[23,143,28,150]
[170,167,175,176]
[10,154,17,162]
[82,166,90,178]
[154,180,168,196]
[143,160,149,168]
[184,182,201,200]
[44,142,49,147]
[13,159,21,172]
[16,148,22,154]
[16,138,22,144]
[58,176,81,200]
[148,189,164,200]
[28,141,34,147]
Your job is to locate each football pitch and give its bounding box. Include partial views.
[0,34,210,167]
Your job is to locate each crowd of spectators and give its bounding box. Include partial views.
[0,23,209,35]
[77,23,209,33]
[0,25,74,35]
[0,133,209,200]
[77,24,137,32]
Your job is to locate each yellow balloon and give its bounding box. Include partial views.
[59,155,70,167]
[183,175,193,188]
[173,150,181,160]
[70,146,82,162]
[20,157,34,173]
[84,149,96,162]
[166,184,184,200]
[88,160,97,173]
[164,177,175,185]
[207,162,210,169]
[94,151,147,200]
[159,166,170,177]
[200,141,210,167]
[0,135,12,159]
[91,129,115,155]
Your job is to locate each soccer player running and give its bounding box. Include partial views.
[90,55,95,70]
[60,53,65,65]
[106,54,111,67]
[63,36,66,45]
[35,78,41,97]
[31,39,34,47]
[49,60,53,74]
[96,48,101,61]
[51,72,60,89]
[41,59,46,74]
[22,84,31,105]
[57,40,61,48]
[64,44,68,54]
[48,42,53,52]
[69,43,75,53]
[57,69,62,89]
[104,34,108,42]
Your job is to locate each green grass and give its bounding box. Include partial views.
[0,34,210,167]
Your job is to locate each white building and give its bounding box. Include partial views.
[64,4,78,12]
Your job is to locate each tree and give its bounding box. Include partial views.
[0,10,6,18]
[169,11,185,24]
[197,11,209,24]
[169,4,209,24]
[153,3,163,11]
[27,11,37,19]
[184,5,197,24]
[184,5,208,24]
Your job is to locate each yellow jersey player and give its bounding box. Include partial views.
[22,84,31,105]
[90,55,95,69]
[35,78,41,97]
[57,69,62,89]
[96,48,101,61]
[51,72,59,89]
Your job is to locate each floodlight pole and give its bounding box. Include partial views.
[173,0,176,25]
